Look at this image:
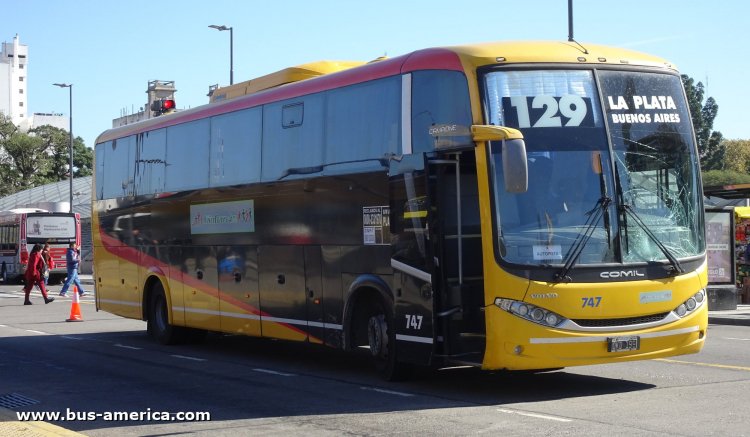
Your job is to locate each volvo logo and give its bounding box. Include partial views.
[600,270,645,279]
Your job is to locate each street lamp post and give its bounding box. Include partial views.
[53,83,73,213]
[208,24,234,85]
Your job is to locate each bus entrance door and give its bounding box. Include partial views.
[427,153,486,365]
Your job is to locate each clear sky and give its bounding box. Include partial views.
[5,0,749,149]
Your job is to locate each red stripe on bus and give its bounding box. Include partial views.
[98,229,320,341]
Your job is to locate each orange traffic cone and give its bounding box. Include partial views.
[66,285,83,322]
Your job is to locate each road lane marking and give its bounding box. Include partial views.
[724,337,750,341]
[656,358,750,372]
[171,354,207,362]
[252,368,296,377]
[360,387,414,397]
[115,344,142,350]
[24,330,48,335]
[497,408,572,422]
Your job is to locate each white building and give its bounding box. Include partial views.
[0,34,28,126]
[1,34,67,132]
[29,112,68,130]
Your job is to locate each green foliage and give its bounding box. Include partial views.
[0,115,93,198]
[702,169,750,188]
[681,74,723,170]
[722,139,750,174]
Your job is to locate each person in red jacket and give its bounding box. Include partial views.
[23,244,54,305]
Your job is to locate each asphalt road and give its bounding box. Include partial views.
[1,284,749,436]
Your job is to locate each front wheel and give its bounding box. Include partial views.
[367,300,411,381]
[147,282,182,345]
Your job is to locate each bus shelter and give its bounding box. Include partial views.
[705,207,737,310]
[704,183,750,310]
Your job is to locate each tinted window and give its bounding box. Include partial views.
[411,71,472,154]
[135,129,166,195]
[262,94,325,181]
[166,119,210,191]
[210,108,262,187]
[97,136,136,200]
[94,142,106,200]
[326,76,400,169]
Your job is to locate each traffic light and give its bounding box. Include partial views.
[151,99,176,116]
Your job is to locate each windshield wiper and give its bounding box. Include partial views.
[620,204,684,275]
[553,196,611,283]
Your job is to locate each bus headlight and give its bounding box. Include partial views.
[493,298,567,328]
[672,289,705,318]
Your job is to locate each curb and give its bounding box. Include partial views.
[708,316,750,327]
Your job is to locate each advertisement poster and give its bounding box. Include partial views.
[190,200,255,235]
[705,210,733,284]
[26,216,76,239]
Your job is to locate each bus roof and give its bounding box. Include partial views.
[95,40,675,144]
[208,60,367,103]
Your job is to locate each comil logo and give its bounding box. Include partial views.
[600,270,645,279]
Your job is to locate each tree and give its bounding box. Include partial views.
[722,139,750,174]
[30,124,93,182]
[702,169,750,187]
[0,128,50,195]
[682,74,723,170]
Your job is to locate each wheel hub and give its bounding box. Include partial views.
[367,314,388,358]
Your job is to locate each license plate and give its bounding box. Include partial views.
[607,336,640,352]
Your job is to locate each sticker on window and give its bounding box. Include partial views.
[363,206,390,245]
[502,96,595,128]
[533,245,563,260]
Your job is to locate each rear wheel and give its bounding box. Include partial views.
[147,282,182,345]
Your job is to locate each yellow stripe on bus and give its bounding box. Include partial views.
[403,211,427,219]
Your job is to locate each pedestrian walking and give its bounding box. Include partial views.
[40,242,54,285]
[59,243,85,297]
[22,244,54,305]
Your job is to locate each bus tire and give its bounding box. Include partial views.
[147,281,182,345]
[367,299,411,381]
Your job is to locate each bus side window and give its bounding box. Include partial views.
[411,71,472,155]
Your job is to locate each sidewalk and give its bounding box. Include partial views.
[708,304,750,327]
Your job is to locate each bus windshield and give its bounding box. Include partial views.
[25,214,77,244]
[484,69,704,267]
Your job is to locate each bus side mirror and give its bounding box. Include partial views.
[471,125,528,193]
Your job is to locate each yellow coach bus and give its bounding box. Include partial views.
[93,41,707,379]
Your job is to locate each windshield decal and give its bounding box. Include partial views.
[533,244,563,261]
[503,96,595,128]
[607,94,681,124]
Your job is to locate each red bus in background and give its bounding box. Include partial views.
[0,208,81,284]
